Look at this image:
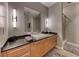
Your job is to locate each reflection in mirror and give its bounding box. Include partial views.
[12,9,17,28]
[8,6,41,38]
[24,7,41,32]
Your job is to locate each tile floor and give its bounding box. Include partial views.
[45,48,77,57]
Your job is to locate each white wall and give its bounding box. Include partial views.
[63,3,79,46]
[48,3,63,48]
[8,2,48,37]
[0,2,8,51]
[8,4,25,37]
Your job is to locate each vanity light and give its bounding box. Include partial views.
[12,9,17,28]
[45,18,49,28]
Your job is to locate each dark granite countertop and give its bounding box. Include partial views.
[1,34,55,51]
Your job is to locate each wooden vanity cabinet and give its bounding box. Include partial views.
[30,35,57,57]
[2,44,30,57]
[1,35,57,57]
[1,51,7,57]
[0,52,1,57]
[42,35,57,55]
[30,40,44,57]
[7,44,30,57]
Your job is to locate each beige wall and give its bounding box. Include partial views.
[48,3,63,48]
[8,2,48,37]
[63,3,79,45]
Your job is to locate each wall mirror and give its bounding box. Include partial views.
[8,6,41,37]
[24,7,41,33]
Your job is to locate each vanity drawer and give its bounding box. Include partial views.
[7,44,30,57]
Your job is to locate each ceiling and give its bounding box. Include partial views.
[40,2,56,7]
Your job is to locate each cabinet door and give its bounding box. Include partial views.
[30,41,43,57]
[44,36,57,52]
[1,51,7,57]
[30,35,57,57]
[39,36,57,56]
[7,44,30,57]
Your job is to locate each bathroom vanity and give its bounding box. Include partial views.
[1,34,57,57]
[0,51,1,57]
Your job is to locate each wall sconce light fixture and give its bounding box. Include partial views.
[12,9,17,28]
[45,18,49,28]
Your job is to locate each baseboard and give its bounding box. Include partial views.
[56,41,79,50]
[56,41,79,56]
[64,41,79,56]
[66,42,79,48]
